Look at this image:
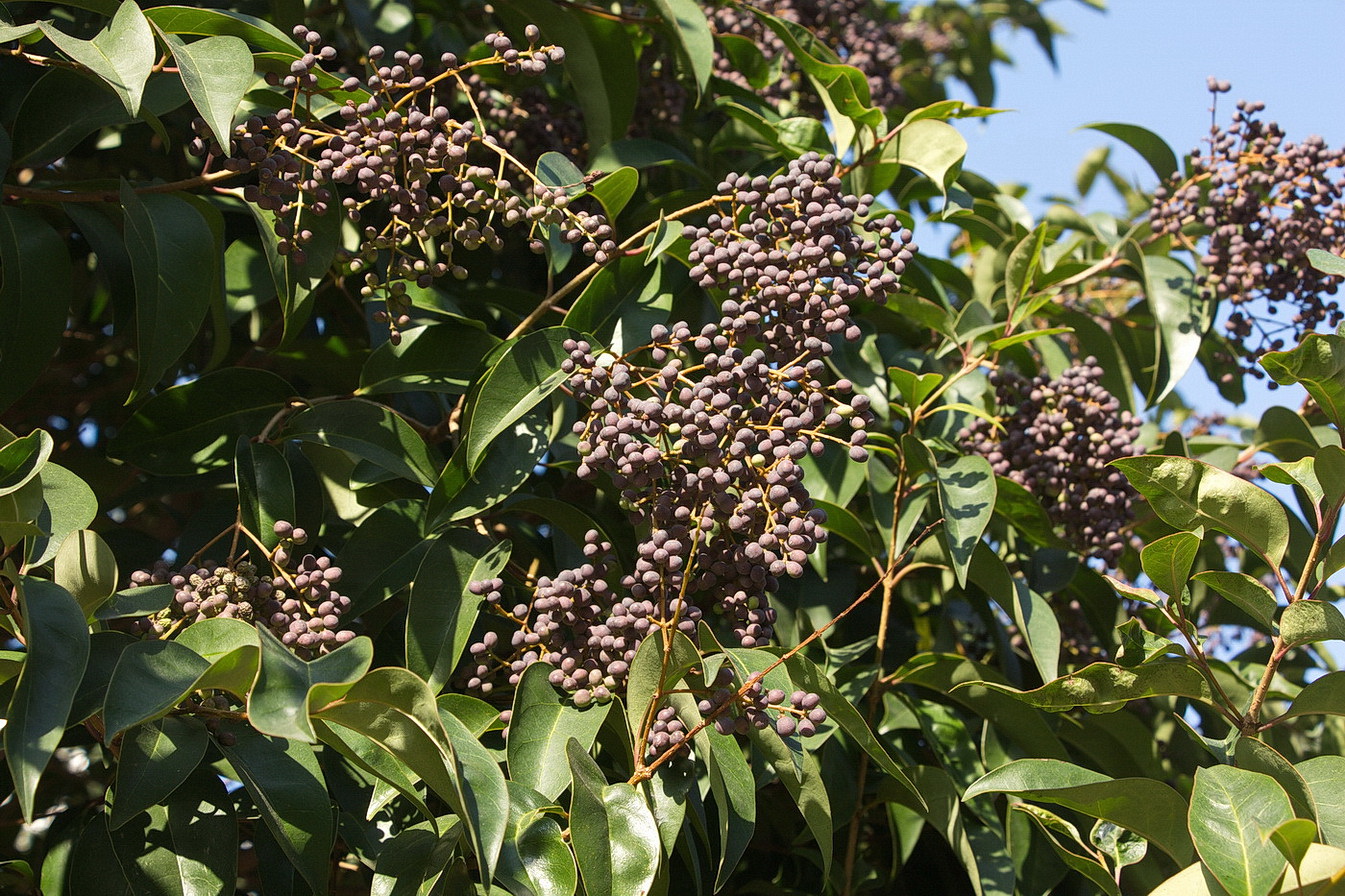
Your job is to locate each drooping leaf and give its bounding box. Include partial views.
[1081,122,1178,181]
[220,723,334,894]
[0,206,72,413]
[964,758,1193,863]
[120,181,220,400]
[895,118,969,196]
[1279,599,1345,649]
[1261,332,1345,431]
[935,454,996,586]
[1188,765,1292,896]
[437,707,511,884]
[0,430,52,498]
[161,32,253,148]
[143,6,301,54]
[567,740,661,896]
[1141,531,1201,599]
[110,716,209,829]
[41,1,155,116]
[1112,455,1289,569]
[1297,756,1345,847]
[235,439,295,551]
[497,810,578,896]
[1142,255,1209,403]
[426,404,552,529]
[1192,571,1278,631]
[405,531,510,694]
[646,0,713,96]
[707,723,756,891]
[53,530,118,618]
[283,399,439,486]
[108,368,295,475]
[4,579,89,821]
[26,462,98,567]
[357,322,499,396]
[508,661,611,801]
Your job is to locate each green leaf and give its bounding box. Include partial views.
[313,718,434,825]
[1260,456,1323,508]
[0,430,52,497]
[1282,671,1345,721]
[935,454,996,587]
[1009,579,1060,683]
[1141,531,1201,599]
[236,439,294,551]
[1267,818,1317,876]
[426,404,551,529]
[1279,599,1345,649]
[284,399,439,486]
[4,579,90,821]
[498,810,578,896]
[357,322,499,396]
[1112,455,1289,569]
[707,724,756,891]
[1153,844,1345,896]
[143,6,301,53]
[248,628,374,742]
[220,723,334,894]
[567,740,661,896]
[646,0,713,96]
[1081,122,1178,181]
[965,758,1193,863]
[108,368,294,475]
[1189,765,1292,896]
[370,822,460,896]
[1142,254,1211,404]
[108,765,237,896]
[405,531,509,694]
[783,653,923,805]
[1091,819,1148,871]
[1193,571,1279,631]
[437,708,511,884]
[1308,248,1345,277]
[589,166,639,219]
[0,207,73,413]
[27,462,98,567]
[1261,332,1345,431]
[120,181,220,400]
[895,119,968,196]
[245,202,341,345]
[461,327,573,474]
[963,658,1217,713]
[102,640,209,738]
[53,530,118,618]
[1297,756,1345,847]
[337,501,432,614]
[110,717,209,829]
[1235,737,1318,828]
[1014,805,1121,896]
[161,33,253,148]
[509,661,611,801]
[41,1,155,117]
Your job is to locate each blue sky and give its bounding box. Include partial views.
[940,0,1345,419]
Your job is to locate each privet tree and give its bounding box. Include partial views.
[1,1,1344,894]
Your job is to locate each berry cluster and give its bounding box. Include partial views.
[463,154,901,750]
[1150,89,1345,369]
[710,0,952,113]
[124,521,355,659]
[204,26,609,341]
[961,359,1141,566]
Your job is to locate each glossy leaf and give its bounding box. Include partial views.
[120,181,220,400]
[1193,571,1278,630]
[1261,332,1345,431]
[707,724,756,891]
[438,707,511,884]
[0,430,51,499]
[220,723,334,894]
[935,454,996,586]
[1112,455,1289,568]
[357,322,499,395]
[1015,805,1120,896]
[405,531,509,694]
[27,462,98,567]
[0,207,72,413]
[1281,670,1345,721]
[1297,756,1345,847]
[235,439,294,551]
[248,628,374,742]
[41,1,155,116]
[461,327,573,474]
[103,640,210,739]
[498,810,578,896]
[1082,122,1178,181]
[567,740,661,896]
[965,659,1217,713]
[162,33,253,148]
[509,661,611,801]
[53,530,118,618]
[965,758,1193,863]
[1189,764,1292,896]
[1141,531,1201,599]
[143,5,300,52]
[590,166,639,219]
[284,399,439,486]
[110,717,209,829]
[427,404,551,528]
[4,579,90,821]
[1143,254,1209,403]
[108,368,295,475]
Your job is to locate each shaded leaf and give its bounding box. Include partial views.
[53,530,118,618]
[963,659,1217,713]
[248,628,374,742]
[1193,571,1278,631]
[110,717,209,829]
[41,1,155,116]
[1279,599,1345,649]
[461,327,573,473]
[284,399,439,486]
[935,454,996,587]
[0,207,72,413]
[162,32,253,148]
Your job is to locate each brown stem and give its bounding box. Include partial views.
[4,168,246,203]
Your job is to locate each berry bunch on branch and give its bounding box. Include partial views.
[1150,86,1345,370]
[962,359,1140,565]
[200,25,612,341]
[462,153,915,752]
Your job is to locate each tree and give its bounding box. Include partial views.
[1,1,1343,894]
